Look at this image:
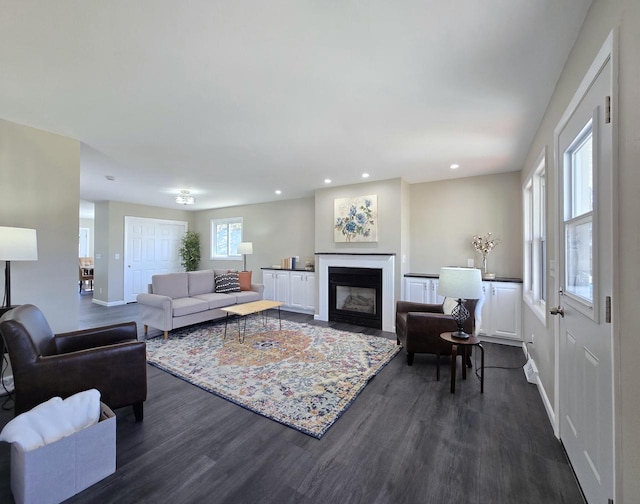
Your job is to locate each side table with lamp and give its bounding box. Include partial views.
[436,266,485,393]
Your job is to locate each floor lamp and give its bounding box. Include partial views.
[0,226,38,310]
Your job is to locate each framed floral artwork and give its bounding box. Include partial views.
[334,195,378,242]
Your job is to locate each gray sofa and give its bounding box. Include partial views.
[136,269,263,339]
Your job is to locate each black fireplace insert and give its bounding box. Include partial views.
[328,267,383,329]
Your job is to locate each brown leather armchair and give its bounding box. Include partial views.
[396,299,479,366]
[0,304,147,420]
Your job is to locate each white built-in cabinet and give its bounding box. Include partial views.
[262,269,316,314]
[404,277,444,305]
[478,281,522,341]
[404,275,522,342]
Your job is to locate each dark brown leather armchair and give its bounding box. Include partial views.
[0,304,147,420]
[396,299,479,366]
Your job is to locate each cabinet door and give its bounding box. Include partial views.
[262,271,276,301]
[478,282,492,335]
[304,273,316,311]
[289,272,306,309]
[490,283,522,340]
[275,272,290,305]
[430,279,445,304]
[405,278,428,303]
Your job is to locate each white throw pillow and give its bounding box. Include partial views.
[0,389,101,451]
[443,297,458,315]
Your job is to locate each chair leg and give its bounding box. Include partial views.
[407,352,414,366]
[467,355,473,368]
[133,402,144,422]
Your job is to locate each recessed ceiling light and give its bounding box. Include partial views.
[275,189,282,195]
[324,179,332,184]
[450,164,460,169]
[362,173,370,178]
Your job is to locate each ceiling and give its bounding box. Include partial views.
[1,1,592,216]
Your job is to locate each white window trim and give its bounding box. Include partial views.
[210,217,243,260]
[523,149,547,324]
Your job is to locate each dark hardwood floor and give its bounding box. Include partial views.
[0,293,585,503]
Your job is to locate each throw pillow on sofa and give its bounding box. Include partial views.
[215,272,241,293]
[238,271,252,291]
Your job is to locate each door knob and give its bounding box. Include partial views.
[549,306,565,317]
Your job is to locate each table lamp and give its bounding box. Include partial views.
[0,226,38,309]
[237,242,253,272]
[437,266,483,339]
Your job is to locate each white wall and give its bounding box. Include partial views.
[520,0,640,500]
[194,197,316,283]
[93,201,193,304]
[314,178,405,302]
[409,172,522,277]
[0,119,80,332]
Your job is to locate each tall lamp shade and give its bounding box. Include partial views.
[437,267,482,339]
[237,242,253,272]
[0,226,38,309]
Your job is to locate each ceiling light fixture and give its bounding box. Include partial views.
[324,179,332,184]
[450,164,460,169]
[362,173,370,178]
[175,190,195,205]
[275,190,282,195]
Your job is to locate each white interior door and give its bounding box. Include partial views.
[124,217,188,303]
[555,55,614,504]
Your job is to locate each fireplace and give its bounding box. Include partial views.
[329,267,383,329]
[316,253,395,332]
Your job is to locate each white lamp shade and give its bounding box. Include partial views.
[437,267,482,299]
[0,227,38,261]
[237,242,253,255]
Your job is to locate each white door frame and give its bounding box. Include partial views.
[552,29,620,500]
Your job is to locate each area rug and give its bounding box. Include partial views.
[145,318,400,438]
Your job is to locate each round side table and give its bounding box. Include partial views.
[439,332,485,394]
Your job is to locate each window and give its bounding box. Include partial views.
[210,217,243,259]
[523,151,547,322]
[564,122,593,303]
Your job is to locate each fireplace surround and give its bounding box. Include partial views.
[316,253,395,332]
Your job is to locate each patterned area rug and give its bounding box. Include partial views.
[145,318,400,438]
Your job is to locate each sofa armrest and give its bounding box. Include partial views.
[396,301,443,315]
[405,312,459,334]
[54,322,138,354]
[137,292,172,308]
[251,283,264,297]
[15,342,147,415]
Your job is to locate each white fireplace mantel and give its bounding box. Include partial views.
[315,254,395,332]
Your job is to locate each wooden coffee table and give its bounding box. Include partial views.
[220,300,284,343]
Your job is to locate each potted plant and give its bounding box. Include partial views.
[179,230,201,271]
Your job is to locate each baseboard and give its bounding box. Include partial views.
[91,299,125,307]
[519,344,557,438]
[478,334,522,347]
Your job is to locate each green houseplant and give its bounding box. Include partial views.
[179,230,201,271]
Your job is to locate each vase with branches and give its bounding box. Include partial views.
[472,232,501,277]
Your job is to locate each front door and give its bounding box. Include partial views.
[555,53,614,503]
